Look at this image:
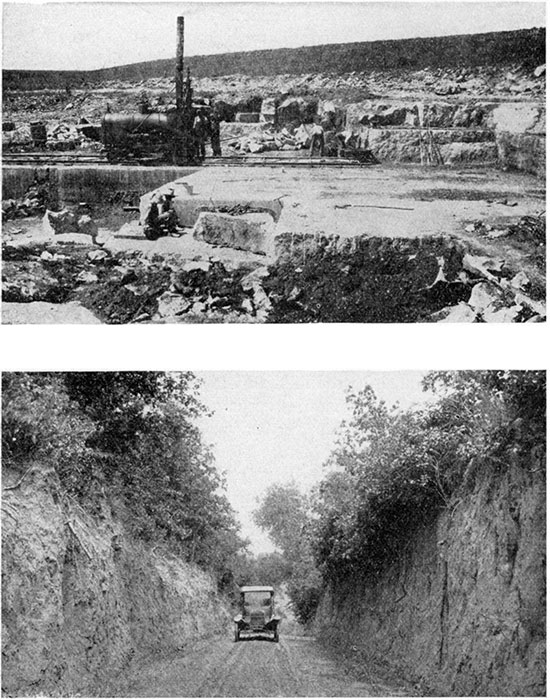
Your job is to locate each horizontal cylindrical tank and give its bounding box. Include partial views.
[102,112,176,137]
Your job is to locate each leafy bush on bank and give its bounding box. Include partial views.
[2,372,244,581]
[313,371,546,582]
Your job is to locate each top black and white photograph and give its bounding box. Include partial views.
[2,2,546,324]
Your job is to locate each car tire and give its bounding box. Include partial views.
[234,625,240,643]
[273,628,279,643]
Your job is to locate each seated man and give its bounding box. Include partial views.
[143,189,179,240]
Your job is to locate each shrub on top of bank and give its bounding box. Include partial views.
[1,372,245,581]
[313,371,546,581]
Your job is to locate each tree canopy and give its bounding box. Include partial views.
[313,370,546,582]
[253,482,322,624]
[2,372,245,582]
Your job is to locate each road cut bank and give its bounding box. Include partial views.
[314,449,546,696]
[1,465,229,696]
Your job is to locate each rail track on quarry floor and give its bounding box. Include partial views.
[3,152,372,168]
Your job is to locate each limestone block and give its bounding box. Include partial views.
[155,292,192,319]
[489,104,543,134]
[235,112,260,123]
[42,208,78,235]
[193,212,269,255]
[440,142,498,164]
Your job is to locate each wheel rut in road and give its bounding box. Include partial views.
[116,634,412,697]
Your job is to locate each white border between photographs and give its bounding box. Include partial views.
[0,323,547,372]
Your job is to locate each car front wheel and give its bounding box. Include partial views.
[234,625,240,642]
[273,627,279,643]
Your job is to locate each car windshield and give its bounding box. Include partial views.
[243,591,272,607]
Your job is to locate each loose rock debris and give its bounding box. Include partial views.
[2,210,545,323]
[2,178,50,221]
[2,239,268,324]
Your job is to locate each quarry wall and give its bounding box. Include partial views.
[345,99,545,174]
[314,451,546,696]
[1,465,229,696]
[2,165,199,205]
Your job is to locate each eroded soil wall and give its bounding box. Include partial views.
[314,454,546,696]
[1,466,228,696]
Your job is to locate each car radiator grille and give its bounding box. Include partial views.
[250,612,265,629]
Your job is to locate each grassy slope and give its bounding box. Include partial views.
[3,27,545,91]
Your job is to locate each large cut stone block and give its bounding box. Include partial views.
[193,212,272,255]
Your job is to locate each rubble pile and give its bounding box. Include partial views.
[432,212,546,322]
[153,261,270,323]
[508,213,546,244]
[42,207,100,243]
[45,122,102,151]
[46,123,81,149]
[262,226,545,323]
[464,211,546,246]
[5,62,544,130]
[434,255,545,323]
[224,123,306,154]
[27,59,539,105]
[2,218,545,323]
[2,237,270,323]
[2,119,102,151]
[187,63,545,104]
[2,91,71,121]
[2,122,32,147]
[2,179,50,221]
[2,242,95,304]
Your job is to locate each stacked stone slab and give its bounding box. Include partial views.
[344,99,545,174]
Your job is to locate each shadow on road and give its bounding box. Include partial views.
[236,633,278,643]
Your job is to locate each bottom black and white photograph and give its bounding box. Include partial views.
[1,370,546,697]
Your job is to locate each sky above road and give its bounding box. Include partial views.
[3,2,546,71]
[195,371,434,553]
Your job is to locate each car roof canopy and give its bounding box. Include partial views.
[240,586,274,593]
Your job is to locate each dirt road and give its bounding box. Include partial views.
[114,634,412,697]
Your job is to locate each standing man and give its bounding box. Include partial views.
[309,121,325,157]
[193,109,208,162]
[138,90,151,115]
[210,109,222,157]
[336,129,358,158]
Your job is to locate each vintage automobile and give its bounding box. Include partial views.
[233,586,281,642]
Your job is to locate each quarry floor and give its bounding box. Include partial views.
[166,161,543,241]
[106,633,413,697]
[5,162,544,251]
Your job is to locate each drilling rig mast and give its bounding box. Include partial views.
[174,15,195,164]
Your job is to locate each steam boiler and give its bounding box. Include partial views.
[101,16,196,165]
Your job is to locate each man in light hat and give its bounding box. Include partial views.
[143,188,179,240]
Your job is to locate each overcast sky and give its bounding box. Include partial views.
[196,371,433,553]
[2,2,545,71]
